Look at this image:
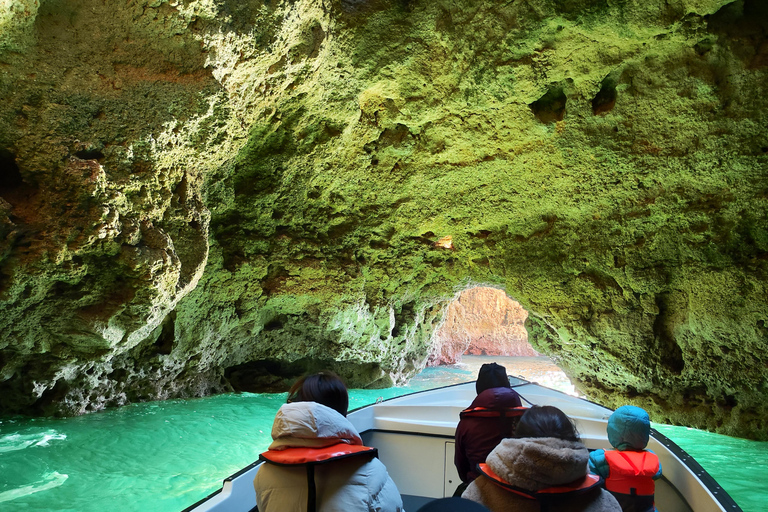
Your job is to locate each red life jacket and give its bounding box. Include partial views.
[478,462,605,502]
[459,406,529,442]
[604,449,659,496]
[259,443,378,512]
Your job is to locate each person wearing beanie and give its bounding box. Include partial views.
[454,363,523,493]
[474,362,512,394]
[589,405,662,512]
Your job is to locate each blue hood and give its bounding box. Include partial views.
[607,405,650,450]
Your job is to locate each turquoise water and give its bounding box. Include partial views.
[653,424,768,512]
[1,359,766,512]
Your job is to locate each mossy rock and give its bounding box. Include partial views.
[0,0,767,439]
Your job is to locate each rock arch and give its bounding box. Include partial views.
[428,286,538,366]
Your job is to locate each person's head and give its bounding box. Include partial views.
[514,405,580,442]
[287,371,349,417]
[607,405,651,450]
[476,362,510,394]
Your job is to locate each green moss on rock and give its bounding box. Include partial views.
[0,0,767,439]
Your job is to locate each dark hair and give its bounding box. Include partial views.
[476,362,510,394]
[287,371,349,417]
[514,405,580,443]
[415,497,491,512]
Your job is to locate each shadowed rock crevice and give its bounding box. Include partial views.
[652,293,686,375]
[707,0,768,69]
[73,149,105,161]
[0,149,23,192]
[592,77,618,115]
[529,87,567,123]
[224,358,385,393]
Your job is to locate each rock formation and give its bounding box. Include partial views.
[429,287,535,364]
[1,0,767,439]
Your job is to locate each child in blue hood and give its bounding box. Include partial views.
[589,405,662,512]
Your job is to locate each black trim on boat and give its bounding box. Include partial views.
[179,461,261,512]
[180,489,222,512]
[649,428,743,512]
[227,461,263,480]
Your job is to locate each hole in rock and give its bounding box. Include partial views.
[264,318,284,331]
[0,149,24,193]
[74,149,104,160]
[592,79,617,115]
[529,88,567,124]
[153,312,176,355]
[429,286,579,395]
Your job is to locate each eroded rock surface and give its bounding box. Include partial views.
[429,287,534,364]
[1,0,767,439]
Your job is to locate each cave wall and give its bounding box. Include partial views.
[1,0,767,439]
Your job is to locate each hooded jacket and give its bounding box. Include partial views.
[455,387,523,483]
[462,437,621,512]
[253,402,404,512]
[588,406,661,512]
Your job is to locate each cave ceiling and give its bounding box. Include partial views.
[0,0,767,439]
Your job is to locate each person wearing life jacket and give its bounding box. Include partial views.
[462,405,622,512]
[253,371,403,512]
[589,406,662,512]
[454,363,524,490]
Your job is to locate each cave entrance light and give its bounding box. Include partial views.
[430,286,579,395]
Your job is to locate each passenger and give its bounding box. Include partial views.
[462,405,622,512]
[588,406,662,512]
[454,363,524,494]
[253,371,404,512]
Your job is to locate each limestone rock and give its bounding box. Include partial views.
[429,287,535,365]
[0,0,767,440]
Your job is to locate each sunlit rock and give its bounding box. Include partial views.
[429,287,533,365]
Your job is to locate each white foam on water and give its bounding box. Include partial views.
[0,471,68,503]
[530,371,581,397]
[0,429,67,453]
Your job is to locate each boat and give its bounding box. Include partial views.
[182,376,743,512]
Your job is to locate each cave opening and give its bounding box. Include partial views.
[430,286,579,395]
[0,149,23,193]
[529,87,567,123]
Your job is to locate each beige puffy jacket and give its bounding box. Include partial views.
[254,401,404,512]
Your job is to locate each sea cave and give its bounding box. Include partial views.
[0,0,767,441]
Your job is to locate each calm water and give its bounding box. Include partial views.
[0,356,765,512]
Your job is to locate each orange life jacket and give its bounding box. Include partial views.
[603,449,659,496]
[259,443,378,512]
[603,449,659,512]
[259,443,377,466]
[478,462,605,503]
